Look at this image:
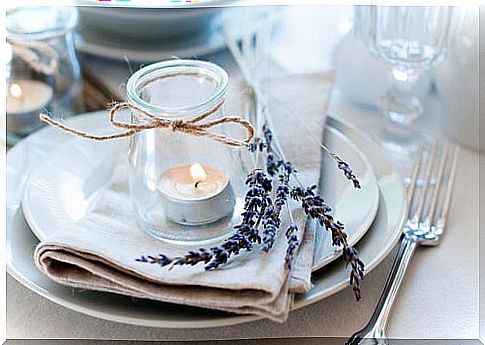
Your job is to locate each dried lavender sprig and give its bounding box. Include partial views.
[136,234,253,270]
[256,124,301,271]
[344,246,365,301]
[283,180,300,271]
[260,205,279,252]
[256,124,297,253]
[290,185,364,300]
[261,97,361,189]
[331,153,361,189]
[257,123,366,298]
[260,163,296,252]
[284,224,299,270]
[259,121,364,299]
[274,161,299,264]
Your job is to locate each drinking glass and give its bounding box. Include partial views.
[354,6,452,152]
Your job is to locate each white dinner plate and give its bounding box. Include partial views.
[7,112,406,328]
[21,111,379,271]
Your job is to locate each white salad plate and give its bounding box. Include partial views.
[21,112,379,271]
[7,112,406,328]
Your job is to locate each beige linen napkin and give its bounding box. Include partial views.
[34,72,334,322]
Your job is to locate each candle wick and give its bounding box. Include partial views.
[194,180,202,188]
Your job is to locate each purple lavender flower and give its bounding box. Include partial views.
[333,154,361,189]
[291,185,364,300]
[284,224,299,270]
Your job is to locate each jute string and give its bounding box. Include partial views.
[39,100,255,147]
[8,38,59,76]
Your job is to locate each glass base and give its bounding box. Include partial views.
[138,197,245,246]
[368,123,433,176]
[379,89,423,127]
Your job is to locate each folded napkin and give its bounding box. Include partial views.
[34,72,334,322]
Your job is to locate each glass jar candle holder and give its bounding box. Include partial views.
[6,6,81,137]
[126,60,250,245]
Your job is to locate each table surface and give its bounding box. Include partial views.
[6,5,481,341]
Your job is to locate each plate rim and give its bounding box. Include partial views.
[7,111,406,329]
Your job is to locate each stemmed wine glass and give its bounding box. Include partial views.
[354,6,453,153]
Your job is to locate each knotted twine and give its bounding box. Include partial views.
[8,38,59,76]
[39,100,255,147]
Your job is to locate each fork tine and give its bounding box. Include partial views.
[437,147,459,229]
[427,145,449,224]
[414,143,437,221]
[406,142,424,215]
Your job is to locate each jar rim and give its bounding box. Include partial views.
[7,6,78,41]
[126,59,229,116]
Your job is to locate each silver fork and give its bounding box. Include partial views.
[346,143,459,345]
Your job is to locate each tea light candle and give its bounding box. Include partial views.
[6,80,53,134]
[158,163,235,225]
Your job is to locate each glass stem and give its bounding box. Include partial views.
[380,66,423,128]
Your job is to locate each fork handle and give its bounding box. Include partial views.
[347,236,418,344]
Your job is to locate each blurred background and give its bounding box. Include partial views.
[5,5,480,152]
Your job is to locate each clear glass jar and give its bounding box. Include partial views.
[126,60,249,245]
[6,6,81,136]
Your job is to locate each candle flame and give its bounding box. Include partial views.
[10,83,23,99]
[190,163,207,185]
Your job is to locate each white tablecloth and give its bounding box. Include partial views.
[6,5,480,341]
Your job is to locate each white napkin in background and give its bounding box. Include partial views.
[34,72,334,322]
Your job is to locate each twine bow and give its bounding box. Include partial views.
[8,38,59,76]
[39,101,255,147]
